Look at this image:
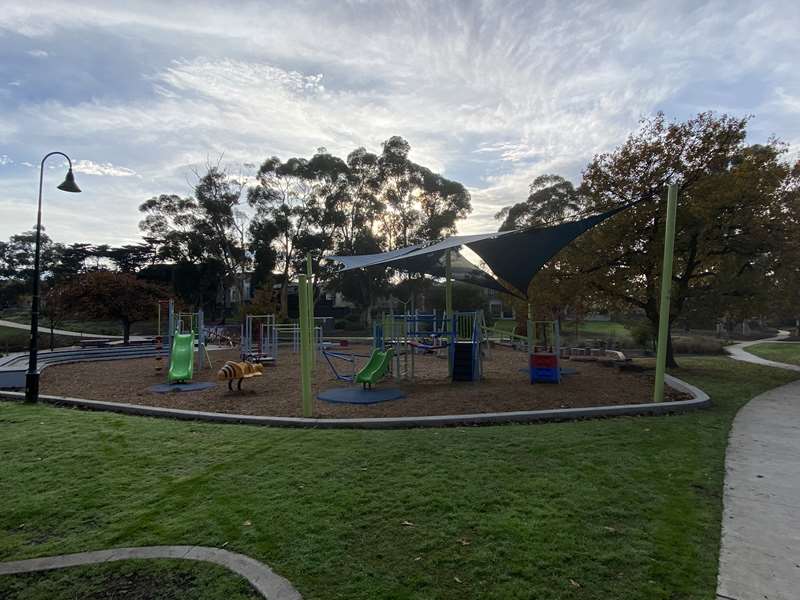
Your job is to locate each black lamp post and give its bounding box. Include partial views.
[25,152,81,403]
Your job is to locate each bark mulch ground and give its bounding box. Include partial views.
[40,345,690,418]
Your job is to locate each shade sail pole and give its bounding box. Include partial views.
[445,250,453,319]
[445,250,454,373]
[654,184,678,403]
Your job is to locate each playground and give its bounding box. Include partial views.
[38,343,690,418]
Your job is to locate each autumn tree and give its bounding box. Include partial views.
[576,112,799,366]
[61,271,167,344]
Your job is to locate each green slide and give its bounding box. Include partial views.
[168,330,195,384]
[355,348,394,389]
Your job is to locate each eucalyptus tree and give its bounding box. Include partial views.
[377,136,471,248]
[248,150,349,317]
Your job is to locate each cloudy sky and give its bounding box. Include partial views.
[1,0,798,246]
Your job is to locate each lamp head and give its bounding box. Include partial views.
[57,168,81,193]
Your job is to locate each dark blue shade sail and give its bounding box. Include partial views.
[327,205,628,299]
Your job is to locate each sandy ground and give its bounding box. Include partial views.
[40,344,689,418]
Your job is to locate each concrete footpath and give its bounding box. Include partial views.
[0,545,301,599]
[725,330,800,373]
[717,335,800,599]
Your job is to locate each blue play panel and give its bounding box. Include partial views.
[148,382,217,394]
[318,387,406,405]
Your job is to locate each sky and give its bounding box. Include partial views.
[0,0,798,246]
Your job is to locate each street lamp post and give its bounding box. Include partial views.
[25,152,81,403]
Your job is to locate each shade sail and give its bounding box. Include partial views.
[325,205,628,299]
[467,206,628,296]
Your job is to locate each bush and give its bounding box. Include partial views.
[672,335,726,355]
[630,322,654,351]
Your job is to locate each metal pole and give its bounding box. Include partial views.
[298,274,313,417]
[654,184,679,402]
[445,250,453,374]
[197,309,205,369]
[25,151,75,403]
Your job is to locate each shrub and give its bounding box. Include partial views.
[672,335,726,355]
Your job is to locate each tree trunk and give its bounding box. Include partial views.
[49,324,55,352]
[666,325,678,369]
[122,320,131,345]
[650,316,679,368]
[279,272,289,320]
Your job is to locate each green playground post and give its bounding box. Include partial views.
[306,255,316,367]
[445,249,453,372]
[654,184,679,402]
[298,273,313,417]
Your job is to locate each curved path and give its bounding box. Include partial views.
[0,319,124,339]
[718,333,800,599]
[725,330,800,372]
[0,545,301,599]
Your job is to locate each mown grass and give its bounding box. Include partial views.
[0,326,76,355]
[745,342,800,366]
[0,559,259,599]
[0,357,796,599]
[1,310,158,337]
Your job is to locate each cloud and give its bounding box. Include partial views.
[0,154,12,166]
[0,0,797,244]
[72,159,137,177]
[26,49,48,57]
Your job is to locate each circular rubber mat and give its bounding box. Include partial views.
[317,387,406,404]
[148,382,217,394]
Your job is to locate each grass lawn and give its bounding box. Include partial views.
[0,356,796,599]
[1,310,158,337]
[0,326,76,354]
[744,342,800,366]
[1,559,259,599]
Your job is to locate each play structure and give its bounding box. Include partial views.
[528,320,561,384]
[155,299,209,385]
[241,313,325,364]
[241,314,276,363]
[217,360,264,391]
[355,347,394,389]
[372,309,486,382]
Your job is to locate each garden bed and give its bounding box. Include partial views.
[39,345,690,418]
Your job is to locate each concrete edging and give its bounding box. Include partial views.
[0,373,710,429]
[0,545,301,599]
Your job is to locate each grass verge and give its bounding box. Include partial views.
[0,559,259,599]
[744,342,800,366]
[0,357,796,599]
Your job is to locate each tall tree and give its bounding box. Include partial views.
[248,150,348,317]
[496,174,584,231]
[577,112,799,366]
[377,136,471,248]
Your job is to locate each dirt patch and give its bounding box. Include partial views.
[40,345,690,418]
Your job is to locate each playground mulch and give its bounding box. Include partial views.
[39,345,691,418]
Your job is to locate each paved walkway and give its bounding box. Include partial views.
[0,545,301,599]
[0,319,122,339]
[725,330,800,372]
[717,333,800,599]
